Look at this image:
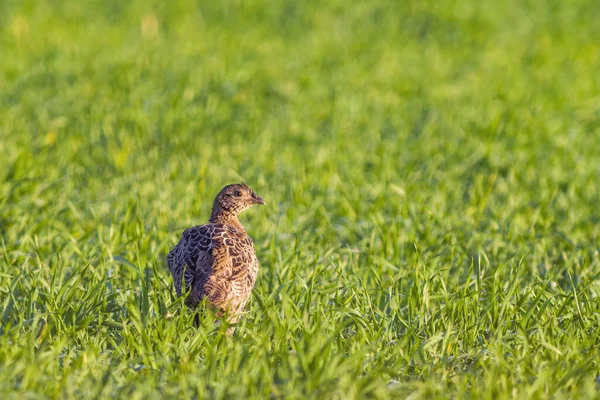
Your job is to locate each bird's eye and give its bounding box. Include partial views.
[234,190,242,197]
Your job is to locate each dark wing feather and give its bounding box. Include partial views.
[166,225,214,302]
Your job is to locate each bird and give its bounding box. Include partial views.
[166,183,265,334]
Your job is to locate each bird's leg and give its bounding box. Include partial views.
[223,312,241,336]
[225,326,236,336]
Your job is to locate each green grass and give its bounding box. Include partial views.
[1,0,600,398]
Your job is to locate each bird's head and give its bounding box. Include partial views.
[213,183,265,216]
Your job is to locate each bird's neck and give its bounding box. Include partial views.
[209,208,246,233]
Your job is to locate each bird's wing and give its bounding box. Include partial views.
[166,225,214,298]
[202,225,259,312]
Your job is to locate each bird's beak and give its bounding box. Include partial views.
[251,194,266,205]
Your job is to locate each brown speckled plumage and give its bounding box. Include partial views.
[167,183,265,332]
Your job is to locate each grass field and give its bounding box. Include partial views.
[1,0,600,398]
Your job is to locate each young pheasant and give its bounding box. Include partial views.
[167,183,265,332]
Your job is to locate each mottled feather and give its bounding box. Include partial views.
[166,183,264,331]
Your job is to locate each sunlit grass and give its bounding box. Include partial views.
[1,0,599,398]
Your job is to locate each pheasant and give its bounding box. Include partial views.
[167,183,265,333]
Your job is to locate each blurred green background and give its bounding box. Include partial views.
[1,0,599,398]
